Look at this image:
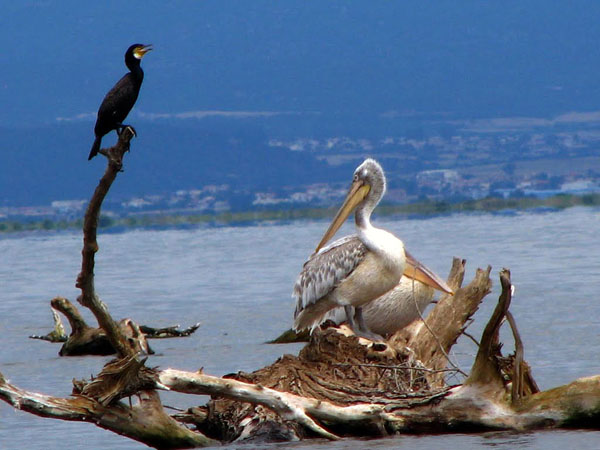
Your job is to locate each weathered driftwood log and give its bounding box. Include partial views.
[3,266,600,448]
[3,358,598,447]
[0,370,215,448]
[180,257,479,443]
[52,296,152,356]
[30,296,200,356]
[140,269,600,438]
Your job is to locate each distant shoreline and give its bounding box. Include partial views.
[1,193,598,235]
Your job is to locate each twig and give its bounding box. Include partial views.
[461,330,480,347]
[139,323,201,338]
[331,362,462,375]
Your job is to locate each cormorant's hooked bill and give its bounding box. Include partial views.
[88,43,153,160]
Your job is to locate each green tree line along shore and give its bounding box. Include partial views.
[1,193,599,234]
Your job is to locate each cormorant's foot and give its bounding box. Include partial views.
[118,124,137,137]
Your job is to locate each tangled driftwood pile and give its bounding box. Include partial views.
[1,132,599,449]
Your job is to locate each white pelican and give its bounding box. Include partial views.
[323,251,451,336]
[292,158,452,340]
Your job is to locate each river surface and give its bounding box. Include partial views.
[1,207,599,449]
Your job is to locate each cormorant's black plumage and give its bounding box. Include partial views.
[88,43,152,160]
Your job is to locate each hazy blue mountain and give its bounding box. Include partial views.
[2,2,600,207]
[0,120,340,207]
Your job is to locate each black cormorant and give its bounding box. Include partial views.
[88,43,153,160]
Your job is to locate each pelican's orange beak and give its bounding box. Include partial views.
[314,179,370,254]
[403,250,454,295]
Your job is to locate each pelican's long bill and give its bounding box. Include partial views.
[403,251,454,295]
[315,179,371,253]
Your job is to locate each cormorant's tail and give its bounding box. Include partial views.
[88,136,101,160]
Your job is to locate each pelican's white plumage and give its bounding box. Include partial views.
[293,159,406,336]
[307,245,451,337]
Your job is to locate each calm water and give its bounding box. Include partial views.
[1,207,599,449]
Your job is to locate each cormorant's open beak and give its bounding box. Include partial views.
[314,179,371,253]
[403,250,454,295]
[135,44,154,58]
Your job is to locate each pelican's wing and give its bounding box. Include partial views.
[293,234,367,319]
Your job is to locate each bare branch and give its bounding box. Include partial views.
[158,368,389,439]
[405,259,490,387]
[29,305,67,342]
[465,268,512,395]
[76,127,137,358]
[0,371,216,448]
[506,311,539,403]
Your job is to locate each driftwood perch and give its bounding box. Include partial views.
[76,127,141,358]
[30,296,200,356]
[4,258,600,447]
[2,130,600,448]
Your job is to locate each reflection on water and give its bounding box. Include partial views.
[1,207,599,449]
